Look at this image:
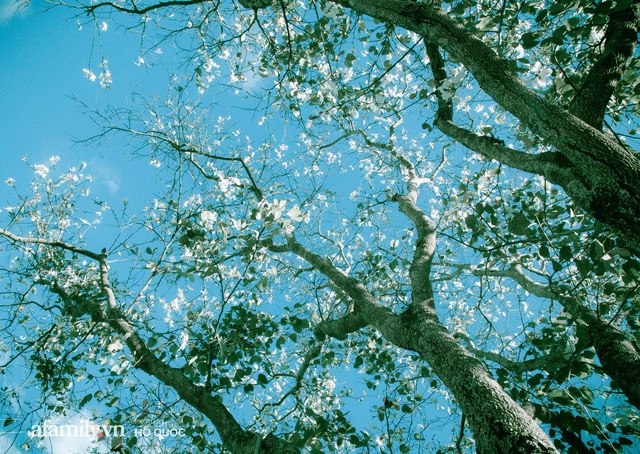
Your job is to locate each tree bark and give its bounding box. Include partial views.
[590,319,640,409]
[569,4,640,130]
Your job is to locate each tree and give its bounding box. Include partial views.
[0,0,639,453]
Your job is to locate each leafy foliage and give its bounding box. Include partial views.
[1,0,640,453]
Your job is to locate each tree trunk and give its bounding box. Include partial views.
[591,320,640,409]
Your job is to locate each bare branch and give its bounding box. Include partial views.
[0,228,103,261]
[185,147,265,201]
[83,0,212,15]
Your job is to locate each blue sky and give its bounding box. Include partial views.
[2,2,95,169]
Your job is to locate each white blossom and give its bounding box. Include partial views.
[99,60,112,88]
[82,68,97,82]
[201,210,218,227]
[531,61,552,89]
[33,164,49,178]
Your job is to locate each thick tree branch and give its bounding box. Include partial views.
[332,0,639,173]
[268,236,410,348]
[424,43,452,122]
[315,311,368,341]
[392,155,437,314]
[462,342,571,375]
[569,4,640,130]
[425,43,592,218]
[0,228,103,261]
[435,118,575,185]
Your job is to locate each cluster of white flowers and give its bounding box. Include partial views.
[82,60,112,88]
[200,210,218,228]
[33,164,49,178]
[82,68,97,82]
[531,61,553,89]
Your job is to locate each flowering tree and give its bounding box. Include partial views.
[1,0,639,453]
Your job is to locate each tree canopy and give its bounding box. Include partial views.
[1,0,640,453]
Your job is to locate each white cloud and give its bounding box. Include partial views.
[30,415,110,454]
[91,163,121,195]
[0,434,22,453]
[0,0,29,24]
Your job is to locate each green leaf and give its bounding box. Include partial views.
[618,436,634,446]
[465,214,477,230]
[290,316,309,333]
[477,16,494,31]
[535,9,548,23]
[575,258,592,278]
[508,212,529,236]
[344,53,356,68]
[539,244,550,258]
[521,32,539,49]
[559,245,572,261]
[79,393,92,407]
